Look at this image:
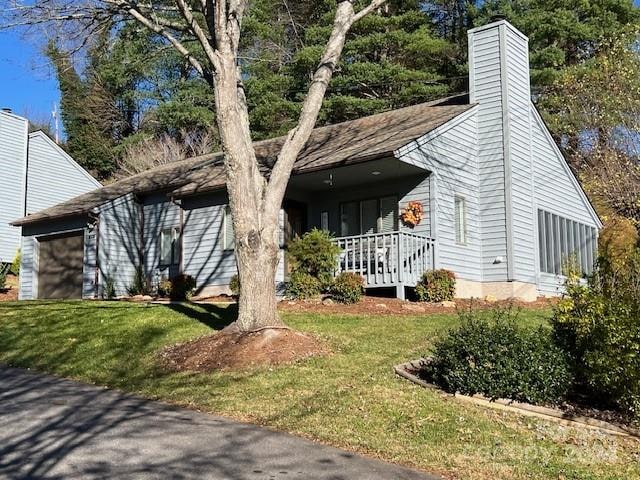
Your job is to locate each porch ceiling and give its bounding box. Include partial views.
[287,157,428,192]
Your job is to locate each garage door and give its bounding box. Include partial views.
[38,231,84,299]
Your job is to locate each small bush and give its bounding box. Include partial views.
[287,229,340,289]
[127,266,152,296]
[286,271,321,300]
[170,274,196,300]
[0,263,9,290]
[424,306,573,405]
[331,272,364,304]
[103,275,117,300]
[229,274,240,297]
[415,269,456,302]
[10,250,20,276]
[157,277,172,298]
[552,250,640,417]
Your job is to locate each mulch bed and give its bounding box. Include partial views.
[0,274,19,302]
[277,295,557,316]
[159,327,329,372]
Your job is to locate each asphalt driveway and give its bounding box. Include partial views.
[0,365,439,479]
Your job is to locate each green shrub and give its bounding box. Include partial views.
[229,274,240,297]
[127,266,152,296]
[170,274,196,300]
[415,269,456,302]
[287,229,340,290]
[157,277,172,298]
[286,271,321,300]
[552,251,640,417]
[424,306,573,405]
[0,263,9,290]
[10,250,20,276]
[331,272,364,304]
[104,275,117,300]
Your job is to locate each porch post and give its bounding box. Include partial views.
[396,283,405,300]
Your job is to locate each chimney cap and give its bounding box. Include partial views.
[490,13,508,23]
[1,107,12,113]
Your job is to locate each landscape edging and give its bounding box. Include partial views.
[394,359,640,439]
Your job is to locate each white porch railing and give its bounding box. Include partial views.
[333,231,435,288]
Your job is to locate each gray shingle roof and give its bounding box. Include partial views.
[13,99,472,227]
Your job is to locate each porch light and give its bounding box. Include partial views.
[371,171,381,175]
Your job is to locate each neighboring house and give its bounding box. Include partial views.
[13,19,601,301]
[0,109,101,268]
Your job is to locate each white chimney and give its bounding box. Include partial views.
[467,18,536,283]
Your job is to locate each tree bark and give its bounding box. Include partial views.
[2,0,386,332]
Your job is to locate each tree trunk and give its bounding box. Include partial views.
[234,222,283,331]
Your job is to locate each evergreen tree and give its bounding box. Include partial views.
[245,0,456,136]
[477,0,640,85]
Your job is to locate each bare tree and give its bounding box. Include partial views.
[2,0,387,331]
[116,130,217,178]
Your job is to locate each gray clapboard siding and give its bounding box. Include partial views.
[397,109,482,281]
[531,109,600,226]
[25,132,101,214]
[98,193,141,296]
[182,193,236,290]
[18,216,90,300]
[530,106,601,294]
[503,25,537,284]
[142,194,182,282]
[0,111,28,263]
[468,24,509,282]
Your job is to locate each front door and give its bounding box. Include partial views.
[284,201,307,277]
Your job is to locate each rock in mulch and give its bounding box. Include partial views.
[159,328,328,372]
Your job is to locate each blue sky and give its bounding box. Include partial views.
[0,28,59,124]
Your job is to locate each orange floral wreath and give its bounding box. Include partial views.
[401,201,424,227]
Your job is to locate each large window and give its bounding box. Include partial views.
[160,227,181,266]
[454,196,467,245]
[340,196,398,236]
[537,209,598,275]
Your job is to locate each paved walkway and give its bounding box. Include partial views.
[0,366,439,479]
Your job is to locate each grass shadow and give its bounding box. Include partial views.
[166,302,237,331]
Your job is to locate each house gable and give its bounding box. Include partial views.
[530,106,602,228]
[26,131,101,215]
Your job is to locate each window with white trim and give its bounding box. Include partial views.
[454,196,467,245]
[160,227,181,265]
[537,209,598,275]
[224,205,235,250]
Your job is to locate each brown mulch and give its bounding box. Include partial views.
[277,295,557,316]
[0,274,19,302]
[159,327,329,372]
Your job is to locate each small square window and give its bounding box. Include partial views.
[454,196,467,245]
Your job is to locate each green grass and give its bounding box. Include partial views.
[1,300,638,480]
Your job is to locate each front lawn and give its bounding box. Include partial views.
[0,301,637,479]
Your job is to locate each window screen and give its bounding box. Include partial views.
[160,227,180,265]
[537,209,597,275]
[454,196,467,245]
[340,196,398,236]
[224,206,235,250]
[379,196,397,233]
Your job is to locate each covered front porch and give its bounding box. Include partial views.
[282,155,437,298]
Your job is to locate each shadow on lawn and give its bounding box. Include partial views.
[167,302,237,331]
